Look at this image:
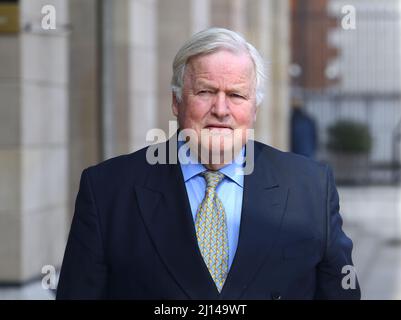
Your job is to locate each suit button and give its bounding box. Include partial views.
[271,292,281,300]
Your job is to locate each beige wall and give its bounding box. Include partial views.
[0,0,69,282]
[157,0,192,137]
[252,0,290,149]
[0,38,21,280]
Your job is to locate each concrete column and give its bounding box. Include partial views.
[231,0,246,34]
[0,28,21,281]
[251,0,290,150]
[100,0,158,154]
[0,0,69,283]
[211,0,232,28]
[191,0,210,34]
[157,0,191,137]
[128,0,158,151]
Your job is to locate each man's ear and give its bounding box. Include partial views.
[172,93,179,117]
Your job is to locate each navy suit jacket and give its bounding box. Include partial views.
[56,139,360,299]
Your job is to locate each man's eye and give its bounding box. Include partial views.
[230,93,244,99]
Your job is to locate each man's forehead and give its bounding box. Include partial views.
[188,50,253,68]
[185,51,255,82]
[193,78,250,90]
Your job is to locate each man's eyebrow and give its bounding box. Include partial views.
[194,80,249,91]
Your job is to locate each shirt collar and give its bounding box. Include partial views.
[178,141,244,188]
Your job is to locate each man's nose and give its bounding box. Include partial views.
[211,92,230,118]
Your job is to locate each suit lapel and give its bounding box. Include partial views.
[220,143,289,299]
[134,139,288,300]
[134,141,219,299]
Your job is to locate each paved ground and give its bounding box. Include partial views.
[339,186,401,299]
[0,186,400,300]
[0,281,54,300]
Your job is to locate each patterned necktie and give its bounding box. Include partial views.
[195,170,229,293]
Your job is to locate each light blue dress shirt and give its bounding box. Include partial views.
[178,144,244,270]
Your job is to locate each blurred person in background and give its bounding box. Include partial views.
[291,98,317,159]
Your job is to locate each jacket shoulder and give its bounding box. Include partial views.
[83,145,155,184]
[254,141,329,184]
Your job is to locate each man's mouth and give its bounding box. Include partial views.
[204,125,233,134]
[204,124,232,129]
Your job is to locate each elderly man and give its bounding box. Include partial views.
[57,28,360,299]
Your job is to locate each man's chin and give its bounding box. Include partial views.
[198,139,243,165]
[181,128,247,164]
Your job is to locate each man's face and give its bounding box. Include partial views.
[172,49,257,164]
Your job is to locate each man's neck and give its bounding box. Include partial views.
[203,163,226,171]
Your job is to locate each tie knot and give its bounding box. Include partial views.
[202,171,225,190]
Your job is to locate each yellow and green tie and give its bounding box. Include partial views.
[195,170,229,293]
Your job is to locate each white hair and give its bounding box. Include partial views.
[171,27,267,106]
